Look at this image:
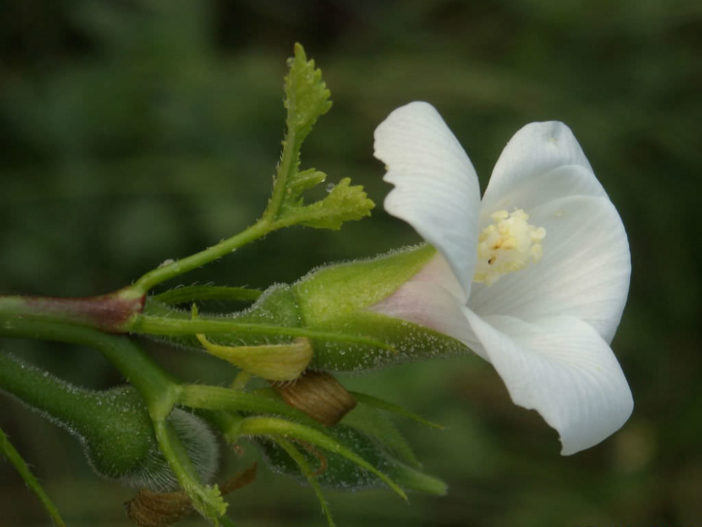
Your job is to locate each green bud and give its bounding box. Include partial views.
[0,354,218,491]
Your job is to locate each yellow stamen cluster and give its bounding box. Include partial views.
[473,209,546,286]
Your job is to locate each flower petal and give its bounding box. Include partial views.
[374,101,481,297]
[463,311,633,455]
[371,281,480,356]
[481,121,605,213]
[469,195,630,343]
[479,164,608,223]
[370,254,479,352]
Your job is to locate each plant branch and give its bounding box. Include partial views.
[130,219,273,295]
[0,427,66,527]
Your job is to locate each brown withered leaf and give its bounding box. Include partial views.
[275,370,356,426]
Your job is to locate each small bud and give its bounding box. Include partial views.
[275,370,356,426]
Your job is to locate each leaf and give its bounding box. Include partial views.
[263,43,374,232]
[257,422,447,496]
[240,416,408,501]
[341,404,422,468]
[266,43,332,219]
[287,177,375,230]
[284,42,332,148]
[351,391,445,430]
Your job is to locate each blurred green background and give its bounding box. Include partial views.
[1,1,700,526]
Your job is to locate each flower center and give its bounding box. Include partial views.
[473,209,546,286]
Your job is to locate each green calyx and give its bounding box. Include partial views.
[292,244,436,325]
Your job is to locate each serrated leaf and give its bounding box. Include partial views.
[266,43,334,220]
[284,42,332,147]
[292,177,375,230]
[188,483,227,524]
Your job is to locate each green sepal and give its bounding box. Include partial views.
[139,283,303,351]
[293,244,436,325]
[307,310,467,372]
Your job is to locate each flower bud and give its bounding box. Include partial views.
[0,353,218,492]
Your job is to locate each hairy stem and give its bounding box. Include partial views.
[130,219,273,295]
[131,314,394,351]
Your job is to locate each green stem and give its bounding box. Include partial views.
[0,427,66,527]
[275,438,335,527]
[132,314,395,351]
[131,219,273,295]
[0,317,230,523]
[152,419,227,522]
[0,315,175,419]
[179,384,319,428]
[263,110,298,223]
[0,289,144,333]
[0,351,141,439]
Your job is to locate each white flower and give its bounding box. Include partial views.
[371,102,633,455]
